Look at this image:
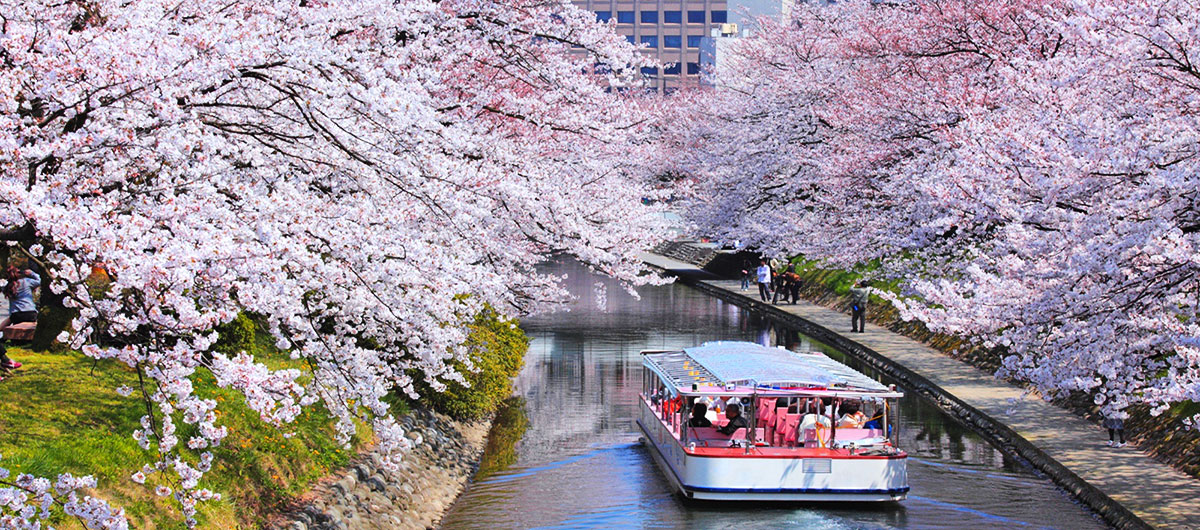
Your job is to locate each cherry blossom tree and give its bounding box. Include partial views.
[0,0,664,526]
[671,0,1200,431]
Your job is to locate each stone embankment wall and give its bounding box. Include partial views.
[271,408,490,530]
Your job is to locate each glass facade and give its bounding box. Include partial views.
[573,0,738,91]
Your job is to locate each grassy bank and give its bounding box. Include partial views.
[0,344,372,529]
[0,306,528,528]
[787,257,1200,479]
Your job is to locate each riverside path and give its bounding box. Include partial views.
[643,251,1200,530]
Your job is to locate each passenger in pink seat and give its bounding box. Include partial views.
[688,402,713,428]
[838,403,867,428]
[717,403,750,435]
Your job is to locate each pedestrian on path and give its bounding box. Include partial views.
[788,268,802,304]
[849,280,870,333]
[1104,415,1126,447]
[741,257,753,291]
[756,260,772,302]
[773,263,798,304]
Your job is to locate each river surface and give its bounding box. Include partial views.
[440,261,1108,530]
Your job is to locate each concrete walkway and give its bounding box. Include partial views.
[644,252,1200,530]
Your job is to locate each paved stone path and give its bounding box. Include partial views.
[643,252,1200,530]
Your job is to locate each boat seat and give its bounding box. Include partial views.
[688,427,766,445]
[779,413,800,446]
[833,428,886,441]
[773,408,789,445]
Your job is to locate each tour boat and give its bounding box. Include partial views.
[637,341,909,502]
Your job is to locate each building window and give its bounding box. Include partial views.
[687,35,702,47]
[595,11,611,22]
[617,11,634,24]
[688,10,705,23]
[641,10,658,24]
[664,35,681,48]
[641,66,658,76]
[711,10,728,23]
[664,10,682,24]
[625,34,636,45]
[664,63,681,75]
[640,35,658,48]
[687,62,700,74]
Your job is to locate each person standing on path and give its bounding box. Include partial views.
[849,280,870,333]
[1104,416,1126,447]
[756,260,772,302]
[787,266,802,304]
[741,257,753,291]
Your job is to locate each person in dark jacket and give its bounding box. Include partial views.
[849,280,870,332]
[689,402,713,428]
[717,402,750,435]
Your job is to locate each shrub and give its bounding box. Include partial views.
[419,309,529,420]
[212,312,258,356]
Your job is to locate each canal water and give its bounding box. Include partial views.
[439,261,1108,530]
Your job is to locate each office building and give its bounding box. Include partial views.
[572,1,730,92]
[572,1,793,91]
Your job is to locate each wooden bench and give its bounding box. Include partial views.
[4,322,36,341]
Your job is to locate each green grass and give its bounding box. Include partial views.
[790,256,902,303]
[0,344,371,529]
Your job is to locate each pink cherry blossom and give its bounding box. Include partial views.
[670,0,1200,430]
[0,0,667,525]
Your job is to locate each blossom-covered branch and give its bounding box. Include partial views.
[670,0,1200,428]
[0,0,666,525]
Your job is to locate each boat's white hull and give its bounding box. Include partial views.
[638,403,908,502]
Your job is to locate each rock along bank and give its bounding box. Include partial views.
[271,408,491,530]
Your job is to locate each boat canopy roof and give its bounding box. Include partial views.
[643,341,894,395]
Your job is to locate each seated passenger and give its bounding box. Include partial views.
[838,403,867,429]
[688,402,713,428]
[799,412,832,432]
[717,403,750,435]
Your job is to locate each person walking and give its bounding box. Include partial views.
[1104,415,1126,448]
[849,280,870,333]
[756,260,772,302]
[0,265,40,377]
